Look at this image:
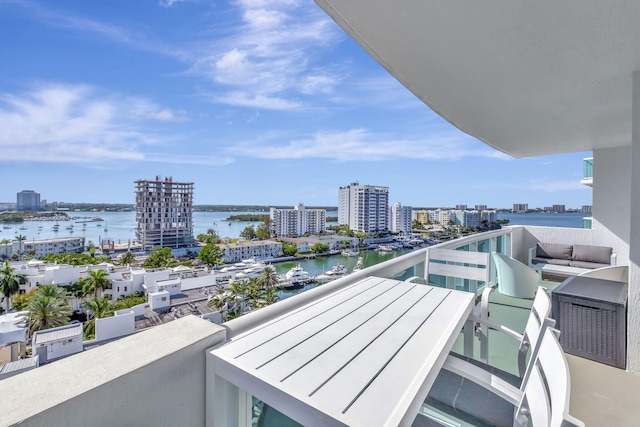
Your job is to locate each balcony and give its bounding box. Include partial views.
[581,157,594,187]
[2,225,636,426]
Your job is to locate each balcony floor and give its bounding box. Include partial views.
[449,280,640,426]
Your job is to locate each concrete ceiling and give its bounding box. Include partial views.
[314,1,640,158]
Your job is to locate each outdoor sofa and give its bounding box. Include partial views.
[528,242,616,277]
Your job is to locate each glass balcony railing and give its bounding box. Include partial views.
[581,157,594,187]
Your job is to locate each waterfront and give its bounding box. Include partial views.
[4,210,588,247]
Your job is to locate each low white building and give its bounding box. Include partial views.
[0,237,85,260]
[32,323,83,364]
[218,240,283,263]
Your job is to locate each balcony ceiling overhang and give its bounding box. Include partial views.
[315,1,640,158]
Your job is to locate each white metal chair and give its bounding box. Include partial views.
[470,286,555,380]
[418,328,584,427]
[492,252,539,299]
[407,248,490,296]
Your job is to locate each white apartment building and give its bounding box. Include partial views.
[0,237,85,260]
[452,210,480,228]
[135,176,194,250]
[269,204,326,237]
[218,240,284,263]
[512,203,528,213]
[16,190,40,211]
[475,204,488,211]
[338,182,389,233]
[480,210,497,222]
[389,202,413,233]
[428,209,454,225]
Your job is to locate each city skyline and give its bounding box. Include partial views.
[0,1,591,207]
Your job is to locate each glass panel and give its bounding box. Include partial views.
[583,158,593,179]
[252,397,303,427]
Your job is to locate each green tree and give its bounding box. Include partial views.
[196,229,220,245]
[120,251,136,266]
[15,234,26,260]
[198,244,223,268]
[310,242,330,254]
[36,284,70,302]
[281,242,298,257]
[255,218,272,240]
[83,296,112,340]
[12,288,37,311]
[208,286,231,321]
[0,260,26,312]
[27,293,71,337]
[143,247,174,268]
[257,265,279,291]
[81,269,111,298]
[0,239,11,260]
[240,225,257,240]
[87,240,96,257]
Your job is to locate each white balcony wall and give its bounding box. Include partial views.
[1,317,225,427]
[592,146,631,265]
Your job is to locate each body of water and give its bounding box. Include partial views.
[4,210,586,247]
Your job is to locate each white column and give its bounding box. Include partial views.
[628,71,640,373]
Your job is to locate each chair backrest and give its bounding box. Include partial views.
[516,328,585,427]
[519,286,555,383]
[491,252,539,299]
[426,248,490,295]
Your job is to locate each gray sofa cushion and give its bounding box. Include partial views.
[536,242,573,260]
[569,260,610,269]
[572,244,612,265]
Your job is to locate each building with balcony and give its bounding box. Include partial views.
[0,236,85,260]
[4,2,640,426]
[338,182,389,233]
[135,176,194,250]
[512,203,528,213]
[16,190,40,211]
[269,204,326,237]
[389,202,412,233]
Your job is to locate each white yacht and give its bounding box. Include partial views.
[352,256,364,273]
[341,249,360,257]
[316,264,348,283]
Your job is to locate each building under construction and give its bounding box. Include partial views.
[135,177,194,250]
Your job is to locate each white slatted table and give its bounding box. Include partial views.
[211,276,474,427]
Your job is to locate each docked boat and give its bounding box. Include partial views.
[235,262,268,279]
[341,249,360,257]
[375,244,395,253]
[316,264,348,282]
[280,265,311,289]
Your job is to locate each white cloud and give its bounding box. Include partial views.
[192,0,343,109]
[224,129,508,162]
[0,84,190,164]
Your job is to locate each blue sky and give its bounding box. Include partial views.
[0,0,592,209]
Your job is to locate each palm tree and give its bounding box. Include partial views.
[14,234,26,260]
[0,239,10,260]
[27,294,71,337]
[82,296,111,339]
[120,251,135,266]
[0,260,26,313]
[81,269,110,298]
[208,286,231,321]
[36,284,70,301]
[258,265,279,291]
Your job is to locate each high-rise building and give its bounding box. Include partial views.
[338,182,389,232]
[135,177,194,250]
[455,204,467,210]
[552,204,566,213]
[16,190,41,211]
[475,204,487,211]
[582,205,592,214]
[512,203,528,213]
[452,210,480,228]
[389,202,413,233]
[270,204,326,237]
